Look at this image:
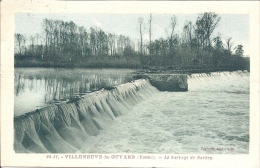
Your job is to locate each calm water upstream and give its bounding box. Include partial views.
[14,68,134,116]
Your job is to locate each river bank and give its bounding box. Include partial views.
[15,55,250,73]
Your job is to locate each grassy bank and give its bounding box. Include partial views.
[15,56,141,69]
[15,54,249,73]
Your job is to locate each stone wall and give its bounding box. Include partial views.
[133,74,188,92]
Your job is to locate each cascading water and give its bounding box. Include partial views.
[188,70,249,93]
[78,71,249,154]
[14,71,249,154]
[14,79,159,153]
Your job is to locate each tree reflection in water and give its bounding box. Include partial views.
[14,68,134,115]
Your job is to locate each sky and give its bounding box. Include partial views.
[15,13,249,55]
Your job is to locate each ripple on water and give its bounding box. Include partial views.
[79,72,249,154]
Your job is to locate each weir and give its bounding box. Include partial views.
[14,71,248,153]
[133,73,188,91]
[14,79,159,153]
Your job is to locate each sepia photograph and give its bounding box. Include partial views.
[1,1,259,167]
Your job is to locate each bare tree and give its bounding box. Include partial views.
[15,33,26,56]
[170,16,177,38]
[166,16,177,65]
[14,14,246,70]
[108,33,114,56]
[78,26,87,57]
[149,14,152,65]
[169,16,177,50]
[138,17,144,55]
[42,18,50,56]
[226,37,234,55]
[183,21,193,49]
[30,35,35,55]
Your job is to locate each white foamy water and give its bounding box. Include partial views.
[79,71,249,154]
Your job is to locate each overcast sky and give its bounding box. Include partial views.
[15,13,249,55]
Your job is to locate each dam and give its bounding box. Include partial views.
[14,79,159,153]
[14,70,249,154]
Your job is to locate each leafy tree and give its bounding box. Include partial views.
[195,12,220,56]
[235,45,244,57]
[14,13,247,70]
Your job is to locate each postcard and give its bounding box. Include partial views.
[1,1,259,167]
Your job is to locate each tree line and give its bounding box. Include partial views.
[15,12,249,71]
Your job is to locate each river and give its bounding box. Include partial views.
[14,68,134,116]
[79,71,249,154]
[14,68,249,154]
